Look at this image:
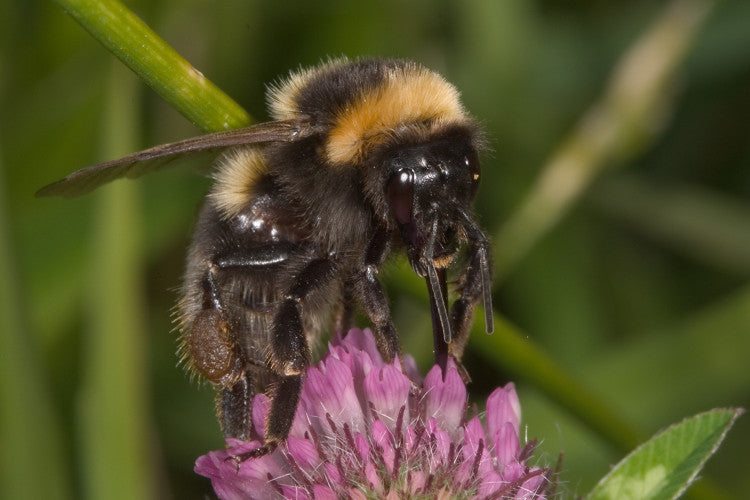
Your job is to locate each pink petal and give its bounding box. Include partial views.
[363,364,411,430]
[371,419,395,474]
[364,461,383,493]
[326,343,375,390]
[341,349,377,420]
[408,471,426,495]
[281,485,310,499]
[517,470,548,499]
[423,417,452,472]
[285,436,320,469]
[371,418,393,447]
[422,362,466,437]
[348,488,368,500]
[195,444,286,500]
[301,357,366,435]
[431,428,453,471]
[312,484,338,500]
[354,432,371,462]
[486,383,521,440]
[211,477,278,500]
[404,423,416,453]
[237,452,287,481]
[333,328,383,365]
[323,462,342,485]
[477,469,507,498]
[493,421,521,472]
[455,416,493,482]
[503,461,526,483]
[193,450,226,480]
[461,415,485,452]
[198,440,283,481]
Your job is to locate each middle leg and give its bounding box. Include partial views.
[249,255,339,456]
[351,226,401,363]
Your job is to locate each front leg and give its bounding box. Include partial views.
[448,213,494,363]
[351,226,401,363]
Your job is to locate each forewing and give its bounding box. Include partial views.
[36,118,316,198]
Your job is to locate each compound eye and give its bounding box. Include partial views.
[386,168,414,225]
[466,149,481,198]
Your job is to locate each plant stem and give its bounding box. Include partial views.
[52,0,251,133]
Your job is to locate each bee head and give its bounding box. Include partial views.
[384,131,482,276]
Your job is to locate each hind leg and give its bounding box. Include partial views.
[239,256,338,457]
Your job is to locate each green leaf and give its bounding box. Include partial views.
[587,408,744,500]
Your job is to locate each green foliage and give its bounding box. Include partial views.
[588,409,743,500]
[52,0,250,132]
[2,0,749,498]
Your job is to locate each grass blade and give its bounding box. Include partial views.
[494,0,715,279]
[0,151,72,500]
[52,0,251,132]
[77,61,158,500]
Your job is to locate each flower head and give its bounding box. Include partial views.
[196,328,550,499]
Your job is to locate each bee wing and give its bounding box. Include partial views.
[36,118,316,198]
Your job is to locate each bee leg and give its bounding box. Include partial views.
[190,268,252,439]
[228,374,301,461]
[448,231,493,378]
[353,227,400,363]
[217,372,255,440]
[259,257,337,452]
[334,279,355,335]
[427,267,450,374]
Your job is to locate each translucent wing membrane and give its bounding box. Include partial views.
[36,118,316,198]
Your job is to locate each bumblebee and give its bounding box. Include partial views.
[38,57,494,456]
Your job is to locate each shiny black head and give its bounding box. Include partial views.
[376,124,493,346]
[385,131,482,276]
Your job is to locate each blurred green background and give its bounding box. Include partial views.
[2,0,749,498]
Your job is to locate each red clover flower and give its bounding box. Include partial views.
[196,328,551,499]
